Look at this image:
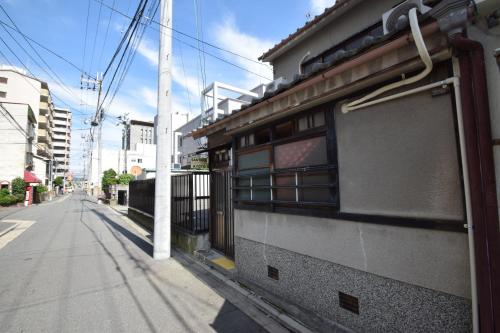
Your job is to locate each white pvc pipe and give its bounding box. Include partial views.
[342,7,433,113]
[338,73,479,331]
[451,58,479,333]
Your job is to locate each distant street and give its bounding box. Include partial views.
[0,192,266,333]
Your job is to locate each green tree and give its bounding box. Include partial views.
[11,177,26,195]
[117,173,134,185]
[102,169,117,193]
[54,176,63,187]
[36,185,48,193]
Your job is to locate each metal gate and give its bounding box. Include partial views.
[171,172,210,234]
[210,170,234,258]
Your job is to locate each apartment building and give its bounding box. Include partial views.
[0,68,55,186]
[122,119,154,150]
[52,107,71,179]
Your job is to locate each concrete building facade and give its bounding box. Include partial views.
[123,119,154,151]
[0,68,55,186]
[0,102,37,188]
[174,115,207,169]
[52,107,71,179]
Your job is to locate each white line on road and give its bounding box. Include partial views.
[0,220,36,251]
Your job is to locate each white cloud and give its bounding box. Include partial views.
[137,38,159,66]
[213,16,274,88]
[309,0,336,16]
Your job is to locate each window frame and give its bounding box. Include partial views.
[233,105,339,211]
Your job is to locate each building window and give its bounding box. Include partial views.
[0,91,6,98]
[234,109,337,209]
[0,77,7,84]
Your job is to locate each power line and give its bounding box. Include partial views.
[0,19,94,78]
[0,6,82,104]
[99,0,149,110]
[0,37,91,115]
[88,0,103,74]
[102,0,158,112]
[93,0,272,69]
[94,2,272,81]
[82,0,92,73]
[0,4,80,101]
[97,0,116,70]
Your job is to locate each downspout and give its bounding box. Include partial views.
[449,33,500,333]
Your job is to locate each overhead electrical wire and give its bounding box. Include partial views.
[0,38,89,116]
[82,0,92,74]
[95,1,272,81]
[93,0,272,69]
[0,35,75,110]
[99,0,150,110]
[0,4,81,102]
[102,0,159,112]
[0,19,94,78]
[88,0,104,74]
[97,0,116,70]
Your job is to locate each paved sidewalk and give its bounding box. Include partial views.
[0,192,271,332]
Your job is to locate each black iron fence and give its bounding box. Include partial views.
[128,172,210,234]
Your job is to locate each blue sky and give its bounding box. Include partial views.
[0,0,335,175]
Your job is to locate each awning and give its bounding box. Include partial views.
[24,171,41,183]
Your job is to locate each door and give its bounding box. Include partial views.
[210,170,234,258]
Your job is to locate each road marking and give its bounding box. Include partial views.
[0,220,36,251]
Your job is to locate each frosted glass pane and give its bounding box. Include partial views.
[275,136,327,169]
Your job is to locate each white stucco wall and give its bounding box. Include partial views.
[0,103,29,182]
[336,90,463,220]
[0,70,41,123]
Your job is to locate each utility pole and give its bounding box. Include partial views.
[117,113,130,174]
[81,72,103,196]
[154,0,173,260]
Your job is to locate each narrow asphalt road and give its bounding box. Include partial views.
[0,191,266,332]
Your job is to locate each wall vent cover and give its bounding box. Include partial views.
[339,291,359,314]
[267,265,279,280]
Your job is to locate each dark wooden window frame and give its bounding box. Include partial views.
[233,106,339,211]
[232,99,466,233]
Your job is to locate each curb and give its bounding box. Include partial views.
[175,250,315,333]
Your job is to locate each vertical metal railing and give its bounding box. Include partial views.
[129,172,210,234]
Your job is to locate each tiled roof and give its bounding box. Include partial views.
[259,0,356,61]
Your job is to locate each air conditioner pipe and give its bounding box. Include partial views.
[342,7,432,113]
[298,51,311,75]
